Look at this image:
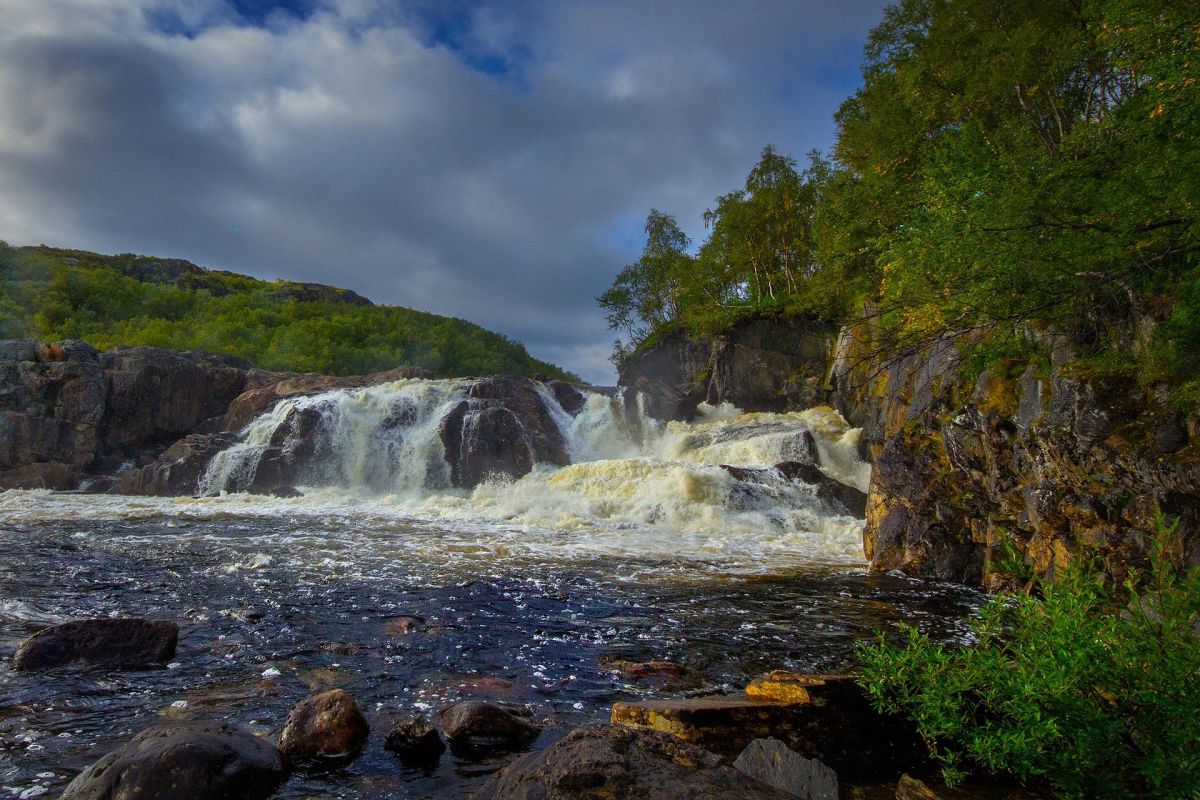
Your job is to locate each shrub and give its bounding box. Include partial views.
[857,518,1200,799]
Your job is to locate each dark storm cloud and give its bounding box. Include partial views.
[0,0,889,383]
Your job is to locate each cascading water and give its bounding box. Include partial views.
[192,378,871,565]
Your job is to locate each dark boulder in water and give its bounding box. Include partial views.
[475,722,793,800]
[439,700,541,754]
[384,715,445,761]
[775,461,867,518]
[12,618,178,671]
[545,379,586,416]
[60,721,286,800]
[278,689,371,763]
[111,432,239,495]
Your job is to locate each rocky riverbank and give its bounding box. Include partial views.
[12,617,1031,800]
[619,318,1200,588]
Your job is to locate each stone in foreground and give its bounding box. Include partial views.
[384,716,445,761]
[278,688,370,762]
[60,721,286,800]
[11,618,178,671]
[611,674,925,781]
[439,700,541,753]
[475,722,793,800]
[734,738,838,800]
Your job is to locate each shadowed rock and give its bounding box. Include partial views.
[12,618,178,671]
[733,739,838,800]
[475,722,793,800]
[59,721,286,800]
[384,716,445,762]
[439,700,541,754]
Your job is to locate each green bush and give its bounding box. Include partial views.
[857,518,1200,799]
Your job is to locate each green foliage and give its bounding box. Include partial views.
[0,246,575,380]
[600,0,1200,399]
[857,518,1200,798]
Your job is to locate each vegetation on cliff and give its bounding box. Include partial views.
[600,0,1200,403]
[0,244,574,379]
[858,519,1200,798]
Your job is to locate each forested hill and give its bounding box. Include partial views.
[0,243,575,380]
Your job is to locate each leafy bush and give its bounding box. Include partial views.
[857,518,1200,799]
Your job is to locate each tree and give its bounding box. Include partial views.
[598,209,692,362]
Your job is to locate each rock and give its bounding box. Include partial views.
[745,671,833,704]
[384,615,425,635]
[611,675,925,781]
[278,689,370,762]
[59,721,285,800]
[438,376,570,488]
[475,722,793,800]
[110,432,238,495]
[599,658,706,689]
[11,618,178,671]
[384,716,445,761]
[733,739,838,800]
[267,485,303,498]
[439,700,541,753]
[545,379,586,415]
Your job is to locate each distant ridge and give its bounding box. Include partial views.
[0,242,575,380]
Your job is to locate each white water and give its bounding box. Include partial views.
[0,380,872,570]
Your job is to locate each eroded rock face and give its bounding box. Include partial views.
[733,739,839,800]
[438,377,570,489]
[111,432,239,496]
[60,721,286,800]
[475,722,793,800]
[278,689,370,762]
[12,618,178,671]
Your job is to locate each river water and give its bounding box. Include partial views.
[0,386,981,799]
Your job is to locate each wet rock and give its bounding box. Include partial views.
[110,432,238,495]
[439,700,541,753]
[475,722,793,800]
[59,721,285,800]
[437,376,571,488]
[611,675,925,781]
[745,671,833,704]
[266,485,303,498]
[12,618,178,671]
[384,615,425,636]
[599,658,706,689]
[775,462,868,518]
[733,739,838,800]
[384,716,445,761]
[545,379,586,415]
[278,689,370,762]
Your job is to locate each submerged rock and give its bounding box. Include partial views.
[11,618,178,671]
[384,716,445,762]
[733,739,838,800]
[278,689,370,762]
[60,721,286,800]
[384,615,425,636]
[475,722,792,800]
[439,700,541,753]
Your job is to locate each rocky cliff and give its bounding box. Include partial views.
[0,339,591,497]
[620,318,1200,587]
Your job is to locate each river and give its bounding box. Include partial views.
[0,385,980,798]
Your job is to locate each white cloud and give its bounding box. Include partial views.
[0,0,888,383]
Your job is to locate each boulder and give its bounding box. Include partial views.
[111,432,238,495]
[438,376,571,488]
[384,716,445,761]
[733,739,838,800]
[278,689,370,762]
[611,675,925,782]
[545,379,586,415]
[599,658,707,690]
[475,722,793,800]
[60,721,285,800]
[439,700,541,753]
[11,618,178,671]
[384,615,425,636]
[774,462,868,518]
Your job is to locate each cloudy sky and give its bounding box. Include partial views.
[0,0,889,383]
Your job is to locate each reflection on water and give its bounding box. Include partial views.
[0,506,981,799]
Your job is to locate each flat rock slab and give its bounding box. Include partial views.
[611,675,926,781]
[734,738,838,800]
[475,722,793,800]
[60,721,285,800]
[11,618,178,671]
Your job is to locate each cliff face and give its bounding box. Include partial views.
[621,318,1200,587]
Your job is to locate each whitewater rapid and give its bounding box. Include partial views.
[0,380,872,571]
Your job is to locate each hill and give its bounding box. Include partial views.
[0,243,575,380]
